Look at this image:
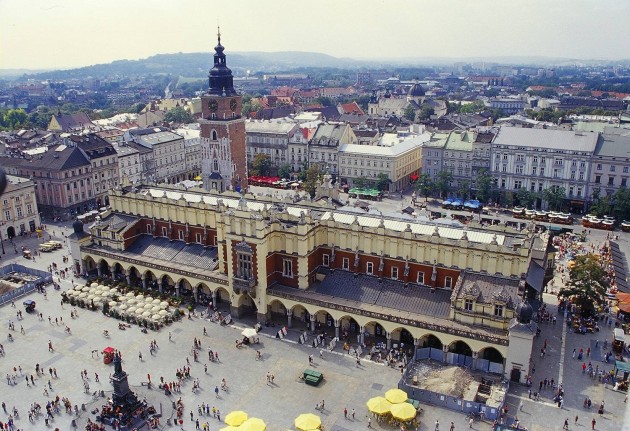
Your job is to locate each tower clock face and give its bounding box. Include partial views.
[208,100,218,112]
[230,98,237,112]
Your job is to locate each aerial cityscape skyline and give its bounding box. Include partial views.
[1,0,630,70]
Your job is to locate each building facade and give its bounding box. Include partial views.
[69,134,119,207]
[73,184,548,384]
[245,121,299,173]
[1,175,41,238]
[308,123,357,177]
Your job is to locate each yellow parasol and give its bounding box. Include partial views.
[239,417,266,431]
[385,388,408,404]
[366,396,392,415]
[224,411,248,427]
[294,413,321,431]
[219,427,240,431]
[390,402,417,421]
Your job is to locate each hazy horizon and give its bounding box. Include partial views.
[1,0,629,70]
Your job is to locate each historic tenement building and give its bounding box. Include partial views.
[70,182,549,384]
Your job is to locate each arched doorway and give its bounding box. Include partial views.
[478,347,505,374]
[339,315,360,342]
[214,287,231,312]
[144,270,158,290]
[419,334,443,349]
[98,259,110,277]
[267,300,287,326]
[196,283,211,306]
[161,274,175,295]
[391,327,415,354]
[178,278,193,299]
[112,262,125,282]
[6,226,15,239]
[448,340,473,367]
[290,304,310,330]
[236,294,257,318]
[313,311,335,336]
[84,256,97,277]
[128,266,141,288]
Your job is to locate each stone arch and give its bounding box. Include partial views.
[234,294,257,317]
[84,256,97,274]
[98,259,111,276]
[195,283,211,305]
[419,334,443,349]
[177,278,193,298]
[391,327,415,347]
[143,270,158,290]
[127,266,141,287]
[312,310,336,335]
[161,274,175,295]
[339,315,361,339]
[112,262,125,281]
[290,304,310,327]
[449,340,473,356]
[267,299,287,325]
[362,320,388,346]
[479,346,504,364]
[213,286,231,311]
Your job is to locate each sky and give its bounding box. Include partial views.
[1,0,629,70]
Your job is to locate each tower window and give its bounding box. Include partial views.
[212,130,218,140]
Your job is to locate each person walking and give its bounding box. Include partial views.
[592,417,596,430]
[344,408,348,419]
[435,419,440,431]
[450,422,455,431]
[563,418,569,430]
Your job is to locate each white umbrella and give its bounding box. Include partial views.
[160,301,169,307]
[145,296,154,302]
[135,308,145,316]
[81,287,90,292]
[78,292,88,298]
[142,311,151,318]
[119,304,128,310]
[151,306,161,313]
[144,303,153,310]
[87,294,96,301]
[126,298,137,305]
[108,301,118,307]
[126,292,135,297]
[241,328,258,338]
[90,283,99,288]
[127,306,137,314]
[158,309,168,316]
[152,314,162,321]
[136,294,145,300]
[152,299,161,305]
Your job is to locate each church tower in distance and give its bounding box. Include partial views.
[200,29,247,192]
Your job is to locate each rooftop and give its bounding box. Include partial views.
[493,127,599,152]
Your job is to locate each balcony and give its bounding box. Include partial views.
[233,276,257,297]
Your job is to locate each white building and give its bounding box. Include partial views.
[245,120,299,173]
[112,142,141,185]
[491,127,599,210]
[176,124,202,181]
[338,131,430,192]
[309,123,357,176]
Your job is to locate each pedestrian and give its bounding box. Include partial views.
[169,332,172,342]
[563,418,569,430]
[217,409,220,422]
[367,417,372,428]
[344,408,348,419]
[435,419,440,431]
[215,386,219,398]
[352,408,355,419]
[575,416,579,425]
[572,348,576,359]
[469,417,473,428]
[139,352,143,361]
[309,354,313,365]
[450,421,455,431]
[592,418,596,430]
[191,410,194,421]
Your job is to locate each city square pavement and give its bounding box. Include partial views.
[0,206,628,430]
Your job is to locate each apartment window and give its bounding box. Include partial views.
[161,227,168,237]
[570,171,576,180]
[622,178,628,187]
[494,305,504,317]
[595,175,601,184]
[322,254,330,267]
[540,167,545,176]
[554,158,563,166]
[16,207,22,217]
[495,163,499,171]
[196,233,202,243]
[608,177,615,186]
[417,272,424,284]
[283,259,293,277]
[530,182,535,191]
[611,166,617,172]
[533,156,538,163]
[541,157,546,164]
[580,161,586,168]
[532,166,537,175]
[597,164,602,171]
[553,169,559,178]
[502,154,508,160]
[501,179,506,188]
[502,165,507,173]
[569,187,574,196]
[538,182,543,192]
[516,154,524,162]
[577,188,583,197]
[624,167,629,174]
[5,210,10,221]
[391,267,398,280]
[362,260,373,275]
[444,276,452,289]
[26,204,32,215]
[342,258,350,270]
[178,230,184,240]
[464,299,473,312]
[514,180,522,189]
[147,225,152,234]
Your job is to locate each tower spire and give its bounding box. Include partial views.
[217,26,221,45]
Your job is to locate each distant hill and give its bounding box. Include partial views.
[10,51,371,81]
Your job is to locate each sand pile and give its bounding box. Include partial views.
[418,366,473,398]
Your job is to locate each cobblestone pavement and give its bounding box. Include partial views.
[0,216,628,430]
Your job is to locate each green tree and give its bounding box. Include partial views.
[558,254,609,317]
[589,195,611,218]
[542,186,565,211]
[251,154,272,177]
[456,179,471,200]
[278,164,292,180]
[417,104,435,121]
[475,169,493,203]
[353,176,370,190]
[303,165,321,198]
[375,173,391,191]
[403,105,416,122]
[415,173,435,201]
[315,96,333,107]
[516,188,537,208]
[434,171,453,199]
[460,100,486,114]
[164,106,194,124]
[611,187,630,222]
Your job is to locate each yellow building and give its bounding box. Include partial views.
[69,184,549,383]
